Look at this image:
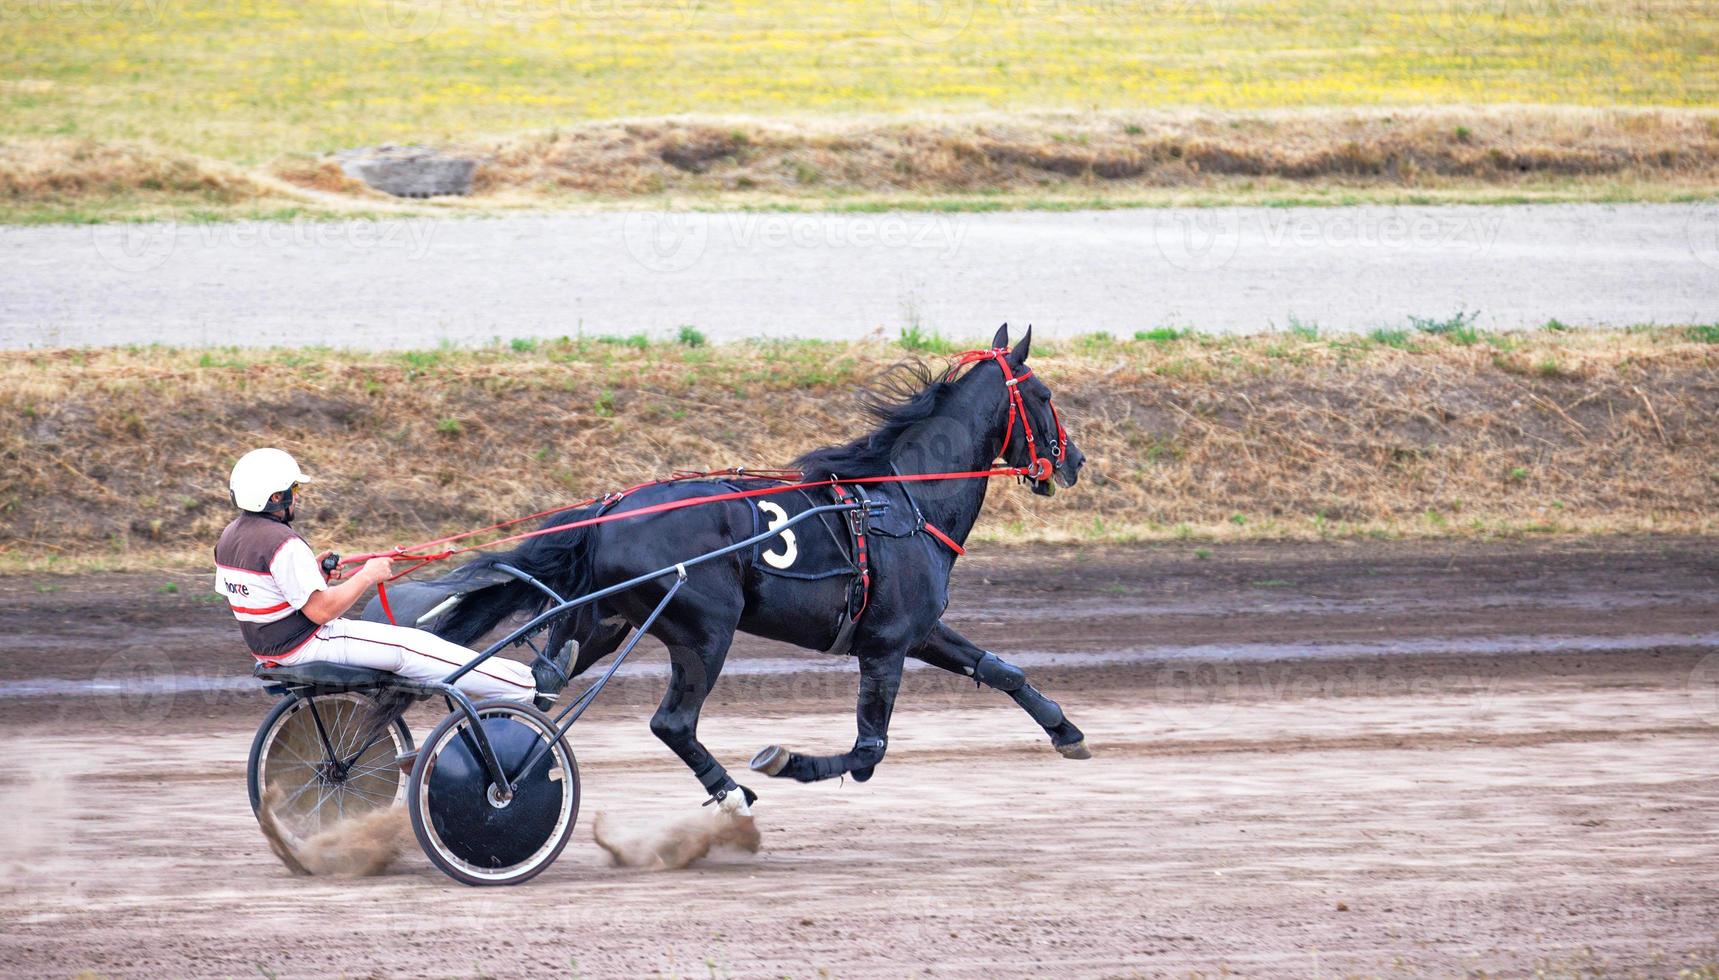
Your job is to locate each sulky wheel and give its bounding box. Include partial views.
[409,699,580,886]
[247,692,413,845]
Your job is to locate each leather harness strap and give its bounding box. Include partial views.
[827,483,872,623]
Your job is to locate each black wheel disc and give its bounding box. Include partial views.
[412,701,579,885]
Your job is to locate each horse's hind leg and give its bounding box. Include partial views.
[646,607,753,805]
[751,644,906,784]
[912,621,1090,759]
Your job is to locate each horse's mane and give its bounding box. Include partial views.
[792,359,965,480]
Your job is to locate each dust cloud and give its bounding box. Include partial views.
[257,785,409,877]
[592,804,762,871]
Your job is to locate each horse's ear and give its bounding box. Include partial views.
[991,323,1009,349]
[1009,325,1032,364]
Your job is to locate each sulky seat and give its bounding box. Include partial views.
[253,660,406,693]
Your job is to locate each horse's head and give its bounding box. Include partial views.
[988,324,1085,497]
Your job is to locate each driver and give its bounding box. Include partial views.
[214,447,552,705]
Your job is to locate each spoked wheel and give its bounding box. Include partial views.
[247,692,413,844]
[409,699,580,886]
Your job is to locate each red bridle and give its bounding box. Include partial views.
[949,347,1071,483]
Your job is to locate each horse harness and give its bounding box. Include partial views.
[824,469,969,655]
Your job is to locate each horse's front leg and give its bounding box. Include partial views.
[751,645,905,783]
[913,621,1090,759]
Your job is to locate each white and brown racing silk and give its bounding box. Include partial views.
[213,513,324,658]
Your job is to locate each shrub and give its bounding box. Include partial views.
[1135,327,1189,343]
[1369,328,1414,349]
[1410,309,1481,345]
[899,325,957,354]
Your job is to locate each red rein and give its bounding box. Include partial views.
[340,347,1064,608]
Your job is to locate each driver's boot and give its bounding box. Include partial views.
[533,639,579,712]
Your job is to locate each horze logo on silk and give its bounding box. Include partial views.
[757,501,799,569]
[225,580,251,597]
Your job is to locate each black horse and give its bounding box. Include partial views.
[428,324,1088,807]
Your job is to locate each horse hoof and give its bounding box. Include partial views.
[750,745,790,776]
[1056,739,1092,760]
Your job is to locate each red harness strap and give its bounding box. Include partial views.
[920,522,966,556]
[827,484,872,620]
[376,580,398,625]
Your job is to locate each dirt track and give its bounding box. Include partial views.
[1,538,1716,977]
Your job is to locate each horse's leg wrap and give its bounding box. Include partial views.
[757,736,887,784]
[783,751,847,783]
[847,736,886,783]
[973,651,1025,692]
[1010,683,1065,730]
[1012,683,1088,754]
[692,757,733,795]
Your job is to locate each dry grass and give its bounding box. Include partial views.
[0,139,261,200]
[469,108,1719,199]
[2,327,1716,570]
[5,108,1718,222]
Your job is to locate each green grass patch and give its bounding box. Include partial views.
[1410,309,1481,345]
[1686,324,1719,343]
[898,325,959,354]
[1368,328,1415,350]
[1136,327,1191,344]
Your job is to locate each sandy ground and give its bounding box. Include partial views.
[5,204,1719,347]
[0,538,1716,977]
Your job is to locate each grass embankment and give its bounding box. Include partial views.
[3,0,1717,220]
[7,108,1719,223]
[3,326,1715,572]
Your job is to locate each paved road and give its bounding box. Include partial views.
[3,204,1716,348]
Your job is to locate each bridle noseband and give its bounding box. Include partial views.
[950,347,1071,483]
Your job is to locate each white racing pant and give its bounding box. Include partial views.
[278,617,535,704]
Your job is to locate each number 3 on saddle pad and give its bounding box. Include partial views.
[757,501,799,569]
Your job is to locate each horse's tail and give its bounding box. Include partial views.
[423,503,605,647]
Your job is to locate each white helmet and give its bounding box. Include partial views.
[229,448,313,513]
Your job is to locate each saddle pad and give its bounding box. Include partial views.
[742,485,860,582]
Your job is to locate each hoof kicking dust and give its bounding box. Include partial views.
[257,786,410,878]
[591,797,762,871]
